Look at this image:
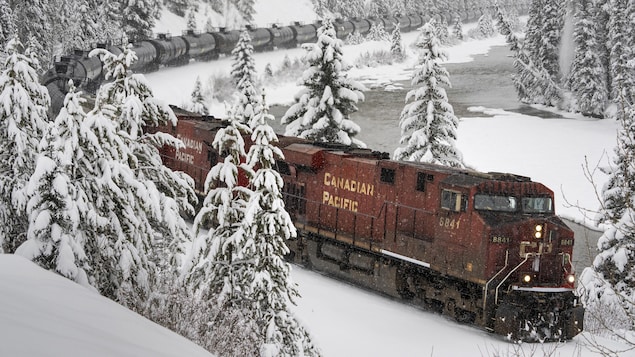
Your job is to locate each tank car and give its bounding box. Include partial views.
[333,19,354,39]
[181,31,217,61]
[288,22,318,47]
[148,34,189,67]
[211,29,241,55]
[350,18,371,36]
[395,15,411,32]
[151,111,584,342]
[268,25,296,49]
[246,26,274,51]
[379,16,397,33]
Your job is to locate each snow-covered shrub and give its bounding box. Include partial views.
[354,49,395,68]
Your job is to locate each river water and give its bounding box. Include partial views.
[269,45,598,276]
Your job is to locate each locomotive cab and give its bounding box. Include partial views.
[468,178,584,341]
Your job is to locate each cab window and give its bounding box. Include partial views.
[522,197,553,213]
[474,194,518,212]
[441,190,466,212]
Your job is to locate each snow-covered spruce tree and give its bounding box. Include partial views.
[121,0,161,40]
[0,0,15,51]
[0,38,49,254]
[538,0,564,82]
[579,101,635,337]
[606,0,635,113]
[244,92,321,357]
[393,23,463,168]
[390,23,403,59]
[367,21,388,41]
[231,30,259,124]
[474,13,495,39]
[495,3,563,106]
[186,5,198,32]
[281,18,367,148]
[453,16,464,41]
[237,0,256,24]
[186,76,209,115]
[15,83,91,288]
[90,46,197,310]
[94,0,126,44]
[184,115,261,357]
[564,0,608,118]
[166,0,190,17]
[11,0,53,69]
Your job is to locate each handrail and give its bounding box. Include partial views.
[494,253,532,305]
[482,250,509,322]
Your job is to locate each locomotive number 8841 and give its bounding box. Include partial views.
[155,110,584,342]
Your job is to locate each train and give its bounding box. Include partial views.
[150,108,584,342]
[40,1,530,116]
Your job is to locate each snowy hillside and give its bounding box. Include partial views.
[0,255,214,357]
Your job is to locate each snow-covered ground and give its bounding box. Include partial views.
[0,254,215,357]
[1,1,627,356]
[147,2,627,356]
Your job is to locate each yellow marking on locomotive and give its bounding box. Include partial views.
[324,172,375,196]
[322,191,359,212]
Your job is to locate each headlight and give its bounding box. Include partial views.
[523,274,532,283]
[567,274,575,284]
[534,224,543,239]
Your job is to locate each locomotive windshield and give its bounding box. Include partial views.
[474,194,517,212]
[521,197,553,213]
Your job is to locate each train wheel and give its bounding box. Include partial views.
[395,266,415,300]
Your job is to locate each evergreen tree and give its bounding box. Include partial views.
[231,30,259,124]
[121,0,161,41]
[606,0,635,113]
[475,13,495,39]
[12,0,53,69]
[186,76,209,115]
[15,83,91,288]
[565,0,608,117]
[390,23,403,59]
[0,0,15,51]
[495,3,563,106]
[538,0,564,81]
[90,46,197,309]
[367,22,388,41]
[0,38,50,254]
[204,16,214,33]
[580,102,635,334]
[282,19,367,148]
[95,0,126,44]
[393,23,463,167]
[186,5,198,32]
[237,0,256,25]
[166,0,190,17]
[244,92,321,356]
[183,114,258,355]
[453,16,464,40]
[263,63,273,78]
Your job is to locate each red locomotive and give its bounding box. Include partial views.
[154,109,584,341]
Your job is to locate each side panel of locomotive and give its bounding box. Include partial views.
[154,113,583,341]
